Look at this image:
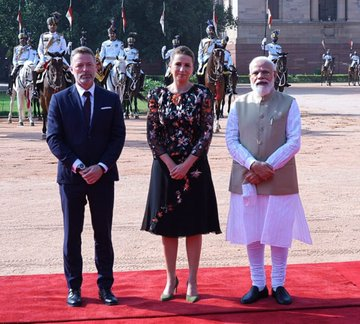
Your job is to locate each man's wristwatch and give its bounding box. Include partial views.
[76,163,86,173]
[98,164,106,174]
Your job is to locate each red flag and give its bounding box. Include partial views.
[267,8,272,29]
[213,4,218,36]
[122,0,126,33]
[16,2,22,32]
[159,1,165,36]
[66,0,73,30]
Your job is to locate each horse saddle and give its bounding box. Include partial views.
[96,64,112,83]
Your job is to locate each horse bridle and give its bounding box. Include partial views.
[208,48,224,83]
[46,58,65,92]
[127,63,141,91]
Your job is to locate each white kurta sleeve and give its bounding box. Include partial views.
[266,99,301,169]
[226,104,257,170]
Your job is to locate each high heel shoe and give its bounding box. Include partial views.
[186,281,200,303]
[160,277,179,301]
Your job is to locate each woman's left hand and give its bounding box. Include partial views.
[169,163,191,180]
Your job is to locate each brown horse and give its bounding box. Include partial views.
[205,47,225,133]
[39,56,67,138]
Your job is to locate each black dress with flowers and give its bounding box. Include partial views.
[141,84,221,237]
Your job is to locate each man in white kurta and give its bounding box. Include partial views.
[226,56,312,305]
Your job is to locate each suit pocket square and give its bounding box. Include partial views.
[100,106,112,110]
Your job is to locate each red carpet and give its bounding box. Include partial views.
[1,261,360,323]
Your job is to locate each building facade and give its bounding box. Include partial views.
[222,0,360,74]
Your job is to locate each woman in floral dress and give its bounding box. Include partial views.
[141,46,221,303]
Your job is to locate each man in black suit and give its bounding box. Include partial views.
[47,46,126,307]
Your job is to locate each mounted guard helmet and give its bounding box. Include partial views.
[172,35,180,47]
[47,12,60,25]
[206,25,215,37]
[271,30,280,43]
[18,33,28,40]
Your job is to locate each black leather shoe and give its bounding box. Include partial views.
[272,286,292,305]
[67,288,82,307]
[240,286,269,304]
[99,288,118,306]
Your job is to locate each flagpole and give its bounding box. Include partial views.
[66,0,73,51]
[263,0,268,55]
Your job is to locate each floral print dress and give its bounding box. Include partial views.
[141,85,221,237]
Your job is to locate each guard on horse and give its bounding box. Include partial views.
[124,32,145,91]
[261,30,290,87]
[349,50,359,69]
[161,34,180,85]
[7,32,32,96]
[322,49,333,68]
[348,50,359,86]
[32,12,72,99]
[321,49,335,86]
[97,22,125,86]
[197,21,222,85]
[221,36,238,94]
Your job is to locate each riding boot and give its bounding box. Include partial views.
[139,73,145,91]
[7,75,13,96]
[197,73,205,86]
[285,72,291,87]
[232,71,238,94]
[32,71,39,99]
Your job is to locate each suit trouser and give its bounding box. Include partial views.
[59,180,115,290]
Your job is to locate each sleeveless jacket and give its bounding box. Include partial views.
[229,91,299,195]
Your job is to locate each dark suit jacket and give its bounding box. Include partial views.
[47,84,126,184]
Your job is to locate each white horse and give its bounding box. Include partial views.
[8,60,35,126]
[106,58,127,103]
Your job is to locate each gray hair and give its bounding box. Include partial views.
[249,56,276,73]
[70,46,95,64]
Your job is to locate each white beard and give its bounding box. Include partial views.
[251,82,274,97]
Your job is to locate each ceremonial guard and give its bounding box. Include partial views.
[161,35,180,83]
[33,12,71,98]
[99,24,125,69]
[350,50,360,68]
[221,36,238,94]
[124,33,144,90]
[322,49,333,63]
[7,32,31,95]
[27,35,39,65]
[262,30,290,87]
[197,22,221,84]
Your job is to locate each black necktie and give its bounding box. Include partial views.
[83,91,91,126]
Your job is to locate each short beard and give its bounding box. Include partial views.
[251,82,274,97]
